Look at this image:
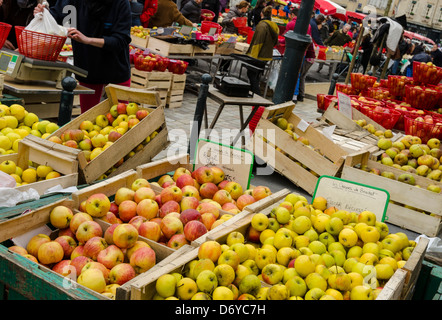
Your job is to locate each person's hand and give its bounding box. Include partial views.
[34,3,45,15]
[67,28,90,45]
[3,40,15,50]
[192,23,198,28]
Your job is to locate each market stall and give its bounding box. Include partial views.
[0,2,441,306]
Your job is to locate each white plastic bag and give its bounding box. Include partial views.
[0,187,40,208]
[25,8,67,36]
[268,62,280,91]
[0,171,16,188]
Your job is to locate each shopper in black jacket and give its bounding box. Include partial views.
[181,0,203,23]
[34,0,132,113]
[248,0,265,29]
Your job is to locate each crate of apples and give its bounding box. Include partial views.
[350,73,377,93]
[413,61,442,85]
[404,85,439,110]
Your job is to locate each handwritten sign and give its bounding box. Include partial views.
[312,176,389,222]
[194,139,254,189]
[337,91,353,120]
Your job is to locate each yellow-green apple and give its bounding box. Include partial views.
[261,263,284,285]
[155,273,177,298]
[130,246,156,274]
[109,263,136,285]
[95,114,109,128]
[76,220,103,245]
[126,102,139,116]
[318,232,334,247]
[223,181,243,200]
[37,241,64,265]
[402,246,414,261]
[199,182,218,199]
[136,198,159,220]
[360,226,380,244]
[338,228,358,248]
[78,268,107,293]
[325,217,344,236]
[285,275,307,297]
[218,249,241,271]
[114,187,135,205]
[375,221,389,240]
[305,272,328,291]
[268,283,290,300]
[112,223,139,249]
[138,221,161,242]
[273,228,293,250]
[226,231,245,246]
[274,206,291,225]
[251,213,269,231]
[176,277,198,300]
[237,273,260,296]
[230,242,249,263]
[49,205,74,229]
[167,234,188,249]
[304,287,325,300]
[160,186,183,204]
[193,166,214,184]
[375,263,394,281]
[183,220,207,242]
[236,194,255,210]
[131,178,150,191]
[313,213,331,233]
[255,248,276,270]
[85,193,111,218]
[54,235,77,259]
[160,215,183,239]
[210,167,225,184]
[91,133,107,148]
[158,200,180,218]
[276,247,295,267]
[70,255,92,276]
[312,196,327,211]
[292,216,312,234]
[308,240,327,255]
[118,200,137,222]
[79,120,94,132]
[292,206,311,219]
[180,196,199,212]
[252,186,272,201]
[97,244,124,269]
[418,154,435,167]
[381,237,401,253]
[350,285,374,300]
[212,286,234,300]
[279,201,294,214]
[328,272,351,291]
[175,173,195,189]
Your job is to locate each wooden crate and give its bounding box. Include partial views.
[147,37,193,56]
[248,102,366,195]
[215,42,236,55]
[377,237,430,300]
[234,42,249,54]
[0,74,4,98]
[341,154,442,237]
[166,73,186,108]
[0,135,79,197]
[130,34,149,49]
[192,44,216,56]
[130,69,172,107]
[48,84,167,184]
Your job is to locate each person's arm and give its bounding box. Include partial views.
[67,28,104,48]
[172,4,193,26]
[140,0,158,27]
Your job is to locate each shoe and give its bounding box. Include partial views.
[297,96,304,102]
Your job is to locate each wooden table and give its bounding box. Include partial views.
[3,79,94,119]
[205,85,274,146]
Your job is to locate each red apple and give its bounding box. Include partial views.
[196,202,220,219]
[83,236,108,260]
[212,189,233,206]
[138,221,162,242]
[129,215,147,231]
[167,234,189,249]
[104,223,119,245]
[58,228,76,240]
[129,247,156,274]
[180,209,202,225]
[246,225,261,243]
[193,166,214,184]
[175,174,195,189]
[71,256,93,276]
[252,186,272,201]
[118,200,138,222]
[200,212,217,230]
[116,102,127,115]
[109,263,136,285]
[183,220,207,242]
[134,187,156,203]
[70,212,93,234]
[199,182,219,199]
[136,109,149,120]
[159,200,181,218]
[76,220,103,245]
[222,202,241,214]
[218,180,229,189]
[160,185,183,203]
[181,185,200,199]
[52,260,73,277]
[160,215,184,239]
[236,194,256,211]
[97,245,125,270]
[211,166,225,185]
[54,235,77,259]
[102,211,122,225]
[70,245,85,260]
[180,196,200,211]
[112,223,139,249]
[109,202,119,215]
[173,167,192,182]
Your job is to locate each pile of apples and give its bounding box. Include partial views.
[47,102,159,175]
[80,166,272,249]
[9,205,155,298]
[0,103,59,154]
[0,159,62,186]
[130,26,149,39]
[366,135,442,191]
[150,193,415,300]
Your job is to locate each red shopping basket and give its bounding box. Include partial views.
[0,23,12,49]
[201,21,222,34]
[201,9,215,22]
[15,26,66,62]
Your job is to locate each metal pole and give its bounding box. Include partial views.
[345,26,365,85]
[272,0,315,104]
[57,76,77,126]
[188,73,212,164]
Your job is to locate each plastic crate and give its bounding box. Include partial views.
[412,61,442,85]
[387,75,413,99]
[200,21,222,34]
[335,83,358,95]
[0,22,12,49]
[384,100,427,131]
[350,73,377,93]
[358,105,401,130]
[404,114,442,143]
[200,9,215,21]
[404,85,439,110]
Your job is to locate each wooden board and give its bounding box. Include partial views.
[131,34,149,49]
[48,84,167,184]
[341,161,442,237]
[147,37,193,56]
[0,135,80,197]
[192,44,216,56]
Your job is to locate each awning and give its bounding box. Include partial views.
[346,11,366,23]
[293,0,347,21]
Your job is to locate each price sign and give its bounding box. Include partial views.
[194,139,254,189]
[312,176,389,222]
[337,91,353,120]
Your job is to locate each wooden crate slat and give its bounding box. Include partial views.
[147,37,193,56]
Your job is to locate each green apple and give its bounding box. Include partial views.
[238,274,261,296]
[250,213,269,231]
[176,277,198,300]
[261,263,284,285]
[308,240,327,255]
[213,263,235,286]
[285,275,307,297]
[350,285,374,300]
[294,254,315,278]
[318,232,335,247]
[305,272,327,291]
[196,270,218,293]
[325,217,344,236]
[155,274,177,298]
[304,287,325,300]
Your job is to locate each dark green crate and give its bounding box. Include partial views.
[413,260,442,300]
[0,94,24,107]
